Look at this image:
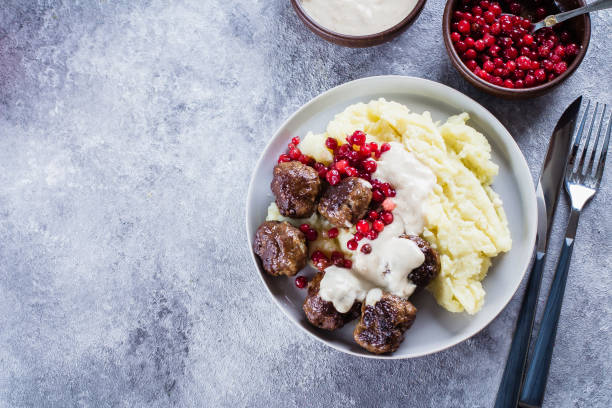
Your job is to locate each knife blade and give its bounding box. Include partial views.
[494,96,582,408]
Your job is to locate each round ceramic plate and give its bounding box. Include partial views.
[245,76,537,359]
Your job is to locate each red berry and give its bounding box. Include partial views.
[516,56,532,70]
[289,147,301,160]
[372,189,385,202]
[483,10,495,23]
[453,11,464,21]
[305,228,317,241]
[483,34,496,47]
[474,39,486,52]
[465,59,478,71]
[365,229,378,240]
[503,47,518,60]
[327,228,339,239]
[553,45,566,58]
[326,169,341,185]
[381,211,394,225]
[350,130,366,146]
[295,276,307,289]
[490,3,502,16]
[503,79,515,88]
[380,143,391,153]
[299,154,313,165]
[553,61,567,75]
[458,19,471,34]
[535,7,546,19]
[472,6,483,15]
[456,40,467,53]
[550,54,561,63]
[335,159,349,173]
[316,164,328,178]
[488,45,501,57]
[291,136,300,146]
[343,259,352,268]
[325,137,338,151]
[464,49,477,60]
[490,22,501,35]
[356,220,370,234]
[354,232,364,241]
[514,79,524,88]
[480,1,490,9]
[372,220,385,232]
[362,160,377,173]
[347,239,358,251]
[534,69,546,82]
[345,166,358,177]
[525,74,536,87]
[565,43,579,57]
[331,250,344,264]
[278,154,291,163]
[299,224,310,233]
[509,2,521,15]
[311,250,324,262]
[360,244,372,254]
[482,60,495,73]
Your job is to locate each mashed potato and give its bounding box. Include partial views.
[269,99,511,314]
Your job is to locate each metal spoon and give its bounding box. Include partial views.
[531,0,612,32]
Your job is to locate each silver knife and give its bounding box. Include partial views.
[494,96,582,408]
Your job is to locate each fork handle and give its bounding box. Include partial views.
[519,208,581,408]
[494,250,546,408]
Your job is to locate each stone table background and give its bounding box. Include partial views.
[0,1,610,407]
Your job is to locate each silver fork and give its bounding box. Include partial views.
[519,101,611,408]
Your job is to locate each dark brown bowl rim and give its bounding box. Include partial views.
[442,0,591,97]
[291,0,428,47]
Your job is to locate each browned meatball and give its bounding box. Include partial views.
[303,271,361,331]
[353,292,417,354]
[253,221,308,276]
[317,177,372,227]
[403,235,440,288]
[271,161,321,218]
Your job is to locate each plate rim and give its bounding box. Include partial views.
[245,75,537,359]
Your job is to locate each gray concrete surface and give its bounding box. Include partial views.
[0,1,610,407]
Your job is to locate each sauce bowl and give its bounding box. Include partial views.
[291,0,428,47]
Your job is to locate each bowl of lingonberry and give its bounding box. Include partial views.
[443,0,590,97]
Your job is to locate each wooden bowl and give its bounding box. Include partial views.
[443,0,591,98]
[291,0,428,47]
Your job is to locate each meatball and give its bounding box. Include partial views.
[403,235,440,288]
[303,271,361,331]
[271,161,321,218]
[317,177,372,227]
[353,292,417,354]
[253,221,308,276]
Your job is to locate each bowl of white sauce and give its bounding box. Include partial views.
[291,0,428,47]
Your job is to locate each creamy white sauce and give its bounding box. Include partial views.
[373,142,436,234]
[319,266,371,313]
[319,142,436,312]
[300,0,418,36]
[365,288,383,306]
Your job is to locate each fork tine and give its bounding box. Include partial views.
[567,99,591,178]
[586,104,607,176]
[594,106,612,187]
[576,102,599,179]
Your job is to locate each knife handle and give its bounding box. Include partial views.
[519,210,579,408]
[494,251,545,408]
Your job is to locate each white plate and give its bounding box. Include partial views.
[245,76,537,359]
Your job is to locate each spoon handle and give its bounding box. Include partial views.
[552,0,612,26]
